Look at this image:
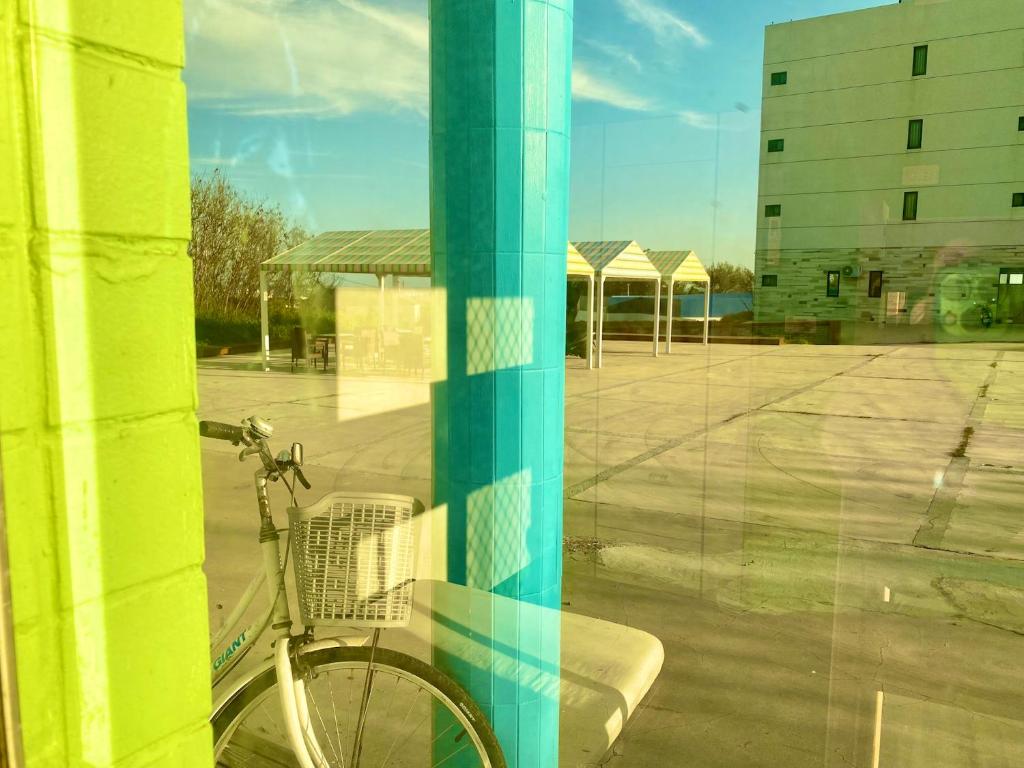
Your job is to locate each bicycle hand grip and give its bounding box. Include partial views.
[294,467,312,490]
[199,420,245,445]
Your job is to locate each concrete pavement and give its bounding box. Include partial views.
[199,341,1024,766]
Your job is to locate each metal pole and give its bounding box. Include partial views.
[600,122,607,240]
[703,281,711,346]
[652,278,661,358]
[666,279,674,354]
[377,273,385,366]
[711,111,721,268]
[597,274,606,369]
[586,275,595,370]
[259,269,270,369]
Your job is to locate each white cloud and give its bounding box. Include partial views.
[572,64,657,112]
[615,0,709,48]
[573,65,718,131]
[676,110,716,130]
[581,38,643,73]
[184,0,428,117]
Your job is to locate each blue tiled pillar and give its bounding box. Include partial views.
[430,2,573,766]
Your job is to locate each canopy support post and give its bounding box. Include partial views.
[586,275,595,370]
[703,280,711,346]
[377,273,386,362]
[665,279,674,355]
[259,269,270,370]
[652,278,661,358]
[597,274,606,369]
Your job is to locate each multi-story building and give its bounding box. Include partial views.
[753,0,1024,339]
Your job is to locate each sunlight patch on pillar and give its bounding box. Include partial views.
[466,297,535,376]
[465,469,532,592]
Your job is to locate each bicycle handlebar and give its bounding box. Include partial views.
[200,416,311,490]
[199,420,246,445]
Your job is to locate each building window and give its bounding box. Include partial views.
[907,119,923,149]
[1013,192,1024,207]
[765,204,782,217]
[1018,116,1024,131]
[868,271,884,298]
[767,139,785,153]
[912,45,928,76]
[770,71,787,86]
[762,274,778,287]
[903,191,919,221]
[826,271,840,297]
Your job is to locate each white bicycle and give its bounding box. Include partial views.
[202,416,505,768]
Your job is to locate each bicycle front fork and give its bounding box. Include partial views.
[275,638,331,768]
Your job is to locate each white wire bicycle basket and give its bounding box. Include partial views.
[288,492,421,628]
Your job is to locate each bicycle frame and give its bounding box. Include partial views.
[207,456,331,768]
[209,470,292,687]
[209,566,271,687]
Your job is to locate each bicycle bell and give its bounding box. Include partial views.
[243,415,274,440]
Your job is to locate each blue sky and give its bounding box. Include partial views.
[184,0,885,268]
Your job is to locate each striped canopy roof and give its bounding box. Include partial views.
[645,250,710,283]
[264,229,593,278]
[262,229,431,275]
[572,240,659,280]
[566,242,595,278]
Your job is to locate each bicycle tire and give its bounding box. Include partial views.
[212,645,506,768]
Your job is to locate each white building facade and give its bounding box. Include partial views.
[753,0,1024,339]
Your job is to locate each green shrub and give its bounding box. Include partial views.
[195,307,336,348]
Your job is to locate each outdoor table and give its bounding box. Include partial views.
[314,334,335,369]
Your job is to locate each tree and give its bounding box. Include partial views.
[706,262,754,294]
[189,171,311,318]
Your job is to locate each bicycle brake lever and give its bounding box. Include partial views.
[293,466,312,490]
[238,443,262,462]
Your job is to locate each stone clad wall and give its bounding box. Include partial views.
[0,1,213,765]
[754,246,1023,330]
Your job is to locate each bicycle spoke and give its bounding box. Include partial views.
[218,655,494,768]
[259,700,287,743]
[376,688,423,765]
[326,670,346,768]
[306,681,344,768]
[429,721,460,747]
[430,740,473,768]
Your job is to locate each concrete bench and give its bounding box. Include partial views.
[387,579,664,767]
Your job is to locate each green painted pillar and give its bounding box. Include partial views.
[0,1,212,765]
[430,1,573,766]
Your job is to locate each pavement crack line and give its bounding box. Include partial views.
[912,350,1005,549]
[566,350,891,499]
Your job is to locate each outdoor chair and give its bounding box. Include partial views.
[290,326,325,372]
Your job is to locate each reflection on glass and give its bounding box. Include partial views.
[187,0,1024,765]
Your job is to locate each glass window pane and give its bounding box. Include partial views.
[907,119,923,149]
[903,191,919,220]
[868,270,884,298]
[913,44,928,75]
[826,271,841,297]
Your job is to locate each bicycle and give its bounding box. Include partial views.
[202,416,506,767]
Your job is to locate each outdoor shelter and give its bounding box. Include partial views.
[259,229,597,367]
[566,243,597,369]
[572,240,663,368]
[645,250,711,352]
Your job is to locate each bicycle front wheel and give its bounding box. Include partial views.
[212,645,506,768]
